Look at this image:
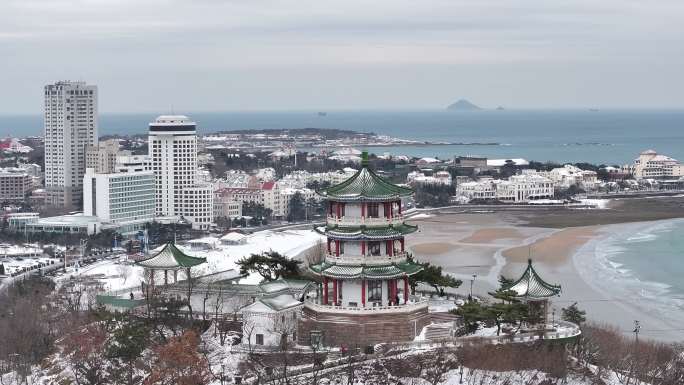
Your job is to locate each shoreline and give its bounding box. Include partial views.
[409,211,684,342]
[571,219,684,342]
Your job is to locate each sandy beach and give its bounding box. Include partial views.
[406,200,684,342]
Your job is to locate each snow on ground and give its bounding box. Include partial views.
[53,229,324,294]
[527,199,565,205]
[408,213,434,219]
[428,298,458,313]
[58,258,144,292]
[580,198,610,209]
[202,323,244,382]
[441,367,623,385]
[175,229,325,284]
[471,325,500,337]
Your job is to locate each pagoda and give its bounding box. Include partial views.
[501,259,561,329]
[298,152,430,348]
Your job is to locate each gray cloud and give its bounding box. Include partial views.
[1,0,683,113]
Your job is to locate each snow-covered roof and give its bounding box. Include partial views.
[258,278,313,295]
[221,232,247,241]
[487,158,529,167]
[242,294,302,313]
[418,157,440,163]
[333,147,362,156]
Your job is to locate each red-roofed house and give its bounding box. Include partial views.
[262,181,284,218]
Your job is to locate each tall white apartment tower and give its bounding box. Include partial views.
[148,115,213,230]
[44,81,98,210]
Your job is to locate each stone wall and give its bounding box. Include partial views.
[297,305,431,348]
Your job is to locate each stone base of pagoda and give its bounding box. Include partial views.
[297,301,430,348]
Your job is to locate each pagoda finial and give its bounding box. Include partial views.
[361,151,369,167]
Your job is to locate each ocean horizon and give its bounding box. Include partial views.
[3,109,684,164]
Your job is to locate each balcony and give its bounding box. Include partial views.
[326,215,405,228]
[304,298,428,315]
[325,251,409,265]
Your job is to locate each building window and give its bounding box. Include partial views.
[255,334,264,345]
[367,203,379,218]
[368,241,381,256]
[368,281,382,302]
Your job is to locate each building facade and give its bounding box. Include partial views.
[262,181,284,218]
[44,81,98,210]
[629,149,684,179]
[0,169,33,201]
[148,115,213,230]
[298,152,429,348]
[85,139,126,174]
[213,193,243,219]
[83,168,155,234]
[116,155,151,173]
[456,173,554,203]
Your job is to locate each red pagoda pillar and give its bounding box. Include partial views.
[404,276,409,303]
[323,277,328,305]
[333,279,338,306]
[361,280,366,307]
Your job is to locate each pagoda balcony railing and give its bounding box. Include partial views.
[326,215,404,228]
[325,252,409,265]
[304,297,428,314]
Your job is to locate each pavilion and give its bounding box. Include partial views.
[135,242,207,287]
[501,259,561,329]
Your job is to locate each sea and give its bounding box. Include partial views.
[2,109,684,165]
[574,218,684,340]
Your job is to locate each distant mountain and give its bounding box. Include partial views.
[446,99,482,111]
[496,106,505,111]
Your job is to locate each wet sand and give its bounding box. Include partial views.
[501,227,596,267]
[406,210,684,342]
[460,227,525,244]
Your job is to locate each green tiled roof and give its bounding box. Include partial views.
[319,152,413,202]
[136,243,207,269]
[502,259,561,299]
[314,223,418,240]
[309,260,423,279]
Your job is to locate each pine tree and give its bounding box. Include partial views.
[562,303,587,325]
[236,251,302,281]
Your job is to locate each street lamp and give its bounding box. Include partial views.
[469,274,477,300]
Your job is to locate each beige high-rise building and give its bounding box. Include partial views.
[85,139,127,174]
[44,81,98,210]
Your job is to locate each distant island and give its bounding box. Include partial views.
[496,106,505,111]
[446,99,482,111]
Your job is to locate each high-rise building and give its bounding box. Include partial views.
[148,115,213,230]
[44,81,98,210]
[86,139,126,174]
[83,167,155,235]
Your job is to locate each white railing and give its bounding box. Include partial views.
[325,252,409,265]
[304,299,428,314]
[326,215,405,228]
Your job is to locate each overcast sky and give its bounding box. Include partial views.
[2,0,683,114]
